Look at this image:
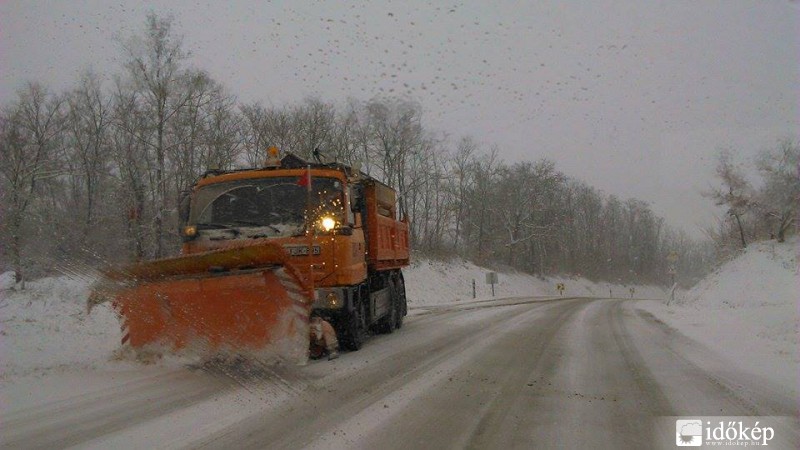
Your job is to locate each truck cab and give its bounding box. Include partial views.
[178,153,409,350]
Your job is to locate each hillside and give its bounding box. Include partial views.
[640,237,798,392]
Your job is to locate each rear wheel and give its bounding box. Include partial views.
[394,274,406,330]
[377,282,397,334]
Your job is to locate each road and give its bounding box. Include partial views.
[3,297,797,449]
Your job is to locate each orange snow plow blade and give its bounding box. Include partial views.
[96,241,312,362]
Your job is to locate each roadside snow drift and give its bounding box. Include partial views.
[404,257,665,305]
[640,237,798,392]
[0,276,121,378]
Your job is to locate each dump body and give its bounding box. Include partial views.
[93,153,410,360]
[363,180,410,271]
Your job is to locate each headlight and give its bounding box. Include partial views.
[320,216,336,232]
[182,225,198,240]
[313,289,344,309]
[326,291,340,307]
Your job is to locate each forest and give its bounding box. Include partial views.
[2,14,794,288]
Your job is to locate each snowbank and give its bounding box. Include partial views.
[0,271,16,291]
[0,275,121,379]
[404,257,666,306]
[639,237,798,391]
[679,238,797,309]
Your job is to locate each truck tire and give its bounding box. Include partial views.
[377,282,397,334]
[343,301,367,351]
[394,275,406,330]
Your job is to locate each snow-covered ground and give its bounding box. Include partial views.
[1,244,797,447]
[6,239,794,392]
[0,259,665,382]
[0,276,123,379]
[639,237,798,393]
[404,257,666,305]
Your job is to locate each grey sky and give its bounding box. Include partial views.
[1,1,797,238]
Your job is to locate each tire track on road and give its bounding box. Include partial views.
[194,298,581,449]
[609,301,676,416]
[462,298,587,449]
[2,370,232,450]
[337,298,588,450]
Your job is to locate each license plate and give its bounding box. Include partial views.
[284,245,321,256]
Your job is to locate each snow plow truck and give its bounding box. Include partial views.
[89,150,410,363]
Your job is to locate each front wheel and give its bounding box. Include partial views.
[343,301,367,351]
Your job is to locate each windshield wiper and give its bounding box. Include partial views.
[196,222,234,229]
[229,219,264,227]
[196,221,287,235]
[195,223,240,235]
[228,220,282,233]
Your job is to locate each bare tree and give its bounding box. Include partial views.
[292,97,336,157]
[462,147,501,262]
[328,100,362,166]
[0,83,64,285]
[119,12,192,257]
[0,11,715,287]
[363,99,424,217]
[240,102,269,167]
[109,79,151,260]
[168,71,239,192]
[707,150,753,249]
[449,137,476,252]
[755,139,799,242]
[64,71,112,236]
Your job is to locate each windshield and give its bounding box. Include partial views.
[190,176,344,234]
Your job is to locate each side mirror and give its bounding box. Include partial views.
[349,185,363,212]
[178,190,191,225]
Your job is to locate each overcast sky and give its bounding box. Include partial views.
[1,1,797,238]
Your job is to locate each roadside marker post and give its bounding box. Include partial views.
[485,272,498,297]
[667,252,679,305]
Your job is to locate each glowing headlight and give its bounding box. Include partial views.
[313,289,343,309]
[320,216,336,231]
[326,292,340,307]
[183,225,197,238]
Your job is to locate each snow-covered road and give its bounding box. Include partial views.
[3,296,797,449]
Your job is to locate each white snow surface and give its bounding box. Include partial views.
[0,271,16,291]
[0,260,664,382]
[11,241,793,391]
[0,275,123,379]
[1,243,796,442]
[639,237,799,393]
[404,257,666,306]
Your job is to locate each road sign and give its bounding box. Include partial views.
[486,272,498,297]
